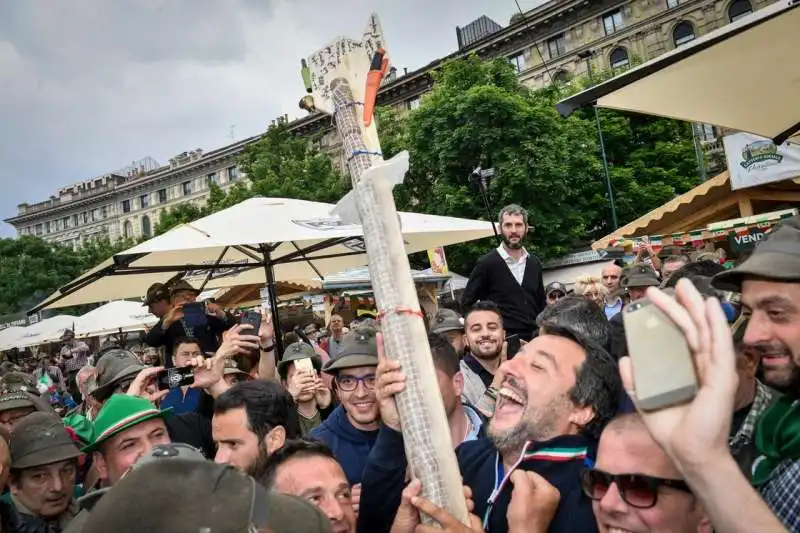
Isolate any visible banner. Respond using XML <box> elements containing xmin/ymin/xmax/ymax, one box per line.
<box><xmin>724</xmin><ymin>133</ymin><xmax>800</xmax><ymax>190</ymax></box>
<box><xmin>427</xmin><ymin>247</ymin><xmax>449</xmax><ymax>274</ymax></box>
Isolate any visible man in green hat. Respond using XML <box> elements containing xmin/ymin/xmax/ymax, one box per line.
<box><xmin>278</xmin><ymin>342</ymin><xmax>333</xmax><ymax>436</ymax></box>
<box><xmin>429</xmin><ymin>308</ymin><xmax>465</xmax><ymax>356</ymax></box>
<box><xmin>6</xmin><ymin>412</ymin><xmax>82</xmax><ymax>531</ymax></box>
<box><xmin>712</xmin><ymin>216</ymin><xmax>800</xmax><ymax>528</ymax></box>
<box><xmin>311</xmin><ymin>326</ymin><xmax>380</xmax><ymax>488</ymax></box>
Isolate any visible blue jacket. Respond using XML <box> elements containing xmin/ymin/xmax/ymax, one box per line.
<box><xmin>459</xmin><ymin>435</ymin><xmax>597</xmax><ymax>533</ymax></box>
<box><xmin>311</xmin><ymin>405</ymin><xmax>378</xmax><ymax>486</ymax></box>
<box><xmin>357</xmin><ymin>404</ymin><xmax>486</xmax><ymax>533</ymax></box>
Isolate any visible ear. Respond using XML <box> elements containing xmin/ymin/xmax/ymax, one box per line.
<box><xmin>453</xmin><ymin>372</ymin><xmax>465</xmax><ymax>397</ymax></box>
<box><xmin>265</xmin><ymin>426</ymin><xmax>287</xmax><ymax>455</ymax></box>
<box><xmin>568</xmin><ymin>405</ymin><xmax>595</xmax><ymax>432</ymax></box>
<box><xmin>93</xmin><ymin>451</ymin><xmax>109</xmax><ymax>482</ymax></box>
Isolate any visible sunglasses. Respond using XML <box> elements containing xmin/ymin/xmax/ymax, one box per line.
<box><xmin>580</xmin><ymin>468</ymin><xmax>692</xmax><ymax>509</ymax></box>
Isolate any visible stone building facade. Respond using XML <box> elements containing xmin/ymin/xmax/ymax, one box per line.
<box><xmin>4</xmin><ymin>0</ymin><xmax>772</xmax><ymax>243</ymax></box>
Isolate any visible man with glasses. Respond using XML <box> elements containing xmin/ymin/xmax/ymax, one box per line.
<box><xmin>312</xmin><ymin>326</ymin><xmax>380</xmax><ymax>488</ymax></box>
<box><xmin>583</xmin><ymin>412</ymin><xmax>713</xmax><ymax>533</ymax></box>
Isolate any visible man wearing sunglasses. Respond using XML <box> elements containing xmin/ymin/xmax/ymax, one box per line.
<box><xmin>582</xmin><ymin>413</ymin><xmax>712</xmax><ymax>533</ymax></box>
<box><xmin>312</xmin><ymin>326</ymin><xmax>380</xmax><ymax>490</ymax></box>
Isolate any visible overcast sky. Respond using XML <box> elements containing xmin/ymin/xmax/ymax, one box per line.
<box><xmin>0</xmin><ymin>0</ymin><xmax>548</xmax><ymax>237</ymax></box>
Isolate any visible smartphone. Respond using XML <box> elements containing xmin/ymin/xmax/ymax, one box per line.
<box><xmin>156</xmin><ymin>367</ymin><xmax>195</xmax><ymax>390</ymax></box>
<box><xmin>506</xmin><ymin>334</ymin><xmax>521</xmax><ymax>359</ymax></box>
<box><xmin>239</xmin><ymin>310</ymin><xmax>262</xmax><ymax>334</ymax></box>
<box><xmin>623</xmin><ymin>297</ymin><xmax>697</xmax><ymax>411</ymax></box>
<box><xmin>294</xmin><ymin>357</ymin><xmax>315</xmax><ymax>373</ymax></box>
<box><xmin>182</xmin><ymin>302</ymin><xmax>208</xmax><ymax>329</ymax></box>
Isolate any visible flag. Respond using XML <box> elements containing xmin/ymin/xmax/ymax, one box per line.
<box><xmin>690</xmin><ymin>230</ymin><xmax>704</xmax><ymax>247</ymax></box>
<box><xmin>649</xmin><ymin>235</ymin><xmax>662</xmax><ymax>254</ymax></box>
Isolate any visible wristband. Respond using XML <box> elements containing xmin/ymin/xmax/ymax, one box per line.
<box><xmin>259</xmin><ymin>343</ymin><xmax>275</xmax><ymax>352</ymax></box>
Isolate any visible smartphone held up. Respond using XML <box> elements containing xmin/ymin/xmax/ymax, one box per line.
<box><xmin>156</xmin><ymin>367</ymin><xmax>195</xmax><ymax>391</ymax></box>
<box><xmin>623</xmin><ymin>295</ymin><xmax>698</xmax><ymax>411</ymax></box>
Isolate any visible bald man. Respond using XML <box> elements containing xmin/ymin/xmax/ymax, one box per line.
<box><xmin>601</xmin><ymin>263</ymin><xmax>623</xmax><ymax>319</ymax></box>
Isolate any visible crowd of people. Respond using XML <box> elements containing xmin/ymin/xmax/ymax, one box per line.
<box><xmin>0</xmin><ymin>203</ymin><xmax>796</xmax><ymax>532</ymax></box>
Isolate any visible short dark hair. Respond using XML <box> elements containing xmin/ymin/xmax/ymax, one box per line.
<box><xmin>173</xmin><ymin>337</ymin><xmax>202</xmax><ymax>352</ymax></box>
<box><xmin>214</xmin><ymin>381</ymin><xmax>301</xmax><ymax>441</ymax></box>
<box><xmin>540</xmin><ymin>325</ymin><xmax>621</xmax><ymax>439</ymax></box>
<box><xmin>258</xmin><ymin>438</ymin><xmax>335</xmax><ymax>489</ymax></box>
<box><xmin>664</xmin><ymin>260</ymin><xmax>725</xmax><ymax>288</ymax></box>
<box><xmin>537</xmin><ymin>296</ymin><xmax>610</xmax><ymax>351</ymax></box>
<box><xmin>466</xmin><ymin>300</ymin><xmax>503</xmax><ymax>327</ymax></box>
<box><xmin>663</xmin><ymin>255</ymin><xmax>690</xmax><ymax>265</ymax></box>
<box><xmin>428</xmin><ymin>333</ymin><xmax>460</xmax><ymax>377</ymax></box>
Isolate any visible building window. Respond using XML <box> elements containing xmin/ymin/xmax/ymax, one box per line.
<box><xmin>728</xmin><ymin>0</ymin><xmax>752</xmax><ymax>22</ymax></box>
<box><xmin>83</xmin><ymin>212</ymin><xmax>89</xmax><ymax>224</ymax></box>
<box><xmin>227</xmin><ymin>167</ymin><xmax>239</xmax><ymax>181</ymax></box>
<box><xmin>72</xmin><ymin>214</ymin><xmax>79</xmax><ymax>227</ymax></box>
<box><xmin>553</xmin><ymin>70</ymin><xmax>571</xmax><ymax>84</ymax></box>
<box><xmin>142</xmin><ymin>216</ymin><xmax>151</xmax><ymax>238</ymax></box>
<box><xmin>139</xmin><ymin>194</ymin><xmax>149</xmax><ymax>209</ymax></box>
<box><xmin>45</xmin><ymin>221</ymin><xmax>51</xmax><ymax>233</ymax></box>
<box><xmin>35</xmin><ymin>224</ymin><xmax>42</xmax><ymax>236</ymax></box>
<box><xmin>666</xmin><ymin>0</ymin><xmax>680</xmax><ymax>8</ymax></box>
<box><xmin>673</xmin><ymin>22</ymin><xmax>696</xmax><ymax>47</ymax></box>
<box><xmin>408</xmin><ymin>97</ymin><xmax>421</xmax><ymax>110</ymax></box>
<box><xmin>101</xmin><ymin>206</ymin><xmax>107</xmax><ymax>219</ymax></box>
<box><xmin>182</xmin><ymin>181</ymin><xmax>193</xmax><ymax>196</ymax></box>
<box><xmin>547</xmin><ymin>34</ymin><xmax>566</xmax><ymax>59</ymax></box>
<box><xmin>603</xmin><ymin>9</ymin><xmax>624</xmax><ymax>35</ymax></box>
<box><xmin>610</xmin><ymin>47</ymin><xmax>630</xmax><ymax>69</ymax></box>
<box><xmin>123</xmin><ymin>220</ymin><xmax>133</xmax><ymax>239</ymax></box>
<box><xmin>206</xmin><ymin>172</ymin><xmax>219</xmax><ymax>187</ymax></box>
<box><xmin>157</xmin><ymin>188</ymin><xmax>168</xmax><ymax>204</ymax></box>
<box><xmin>62</xmin><ymin>217</ymin><xmax>70</xmax><ymax>229</ymax></box>
<box><xmin>509</xmin><ymin>53</ymin><xmax>526</xmax><ymax>73</ymax></box>
<box><xmin>122</xmin><ymin>199</ymin><xmax>131</xmax><ymax>213</ymax></box>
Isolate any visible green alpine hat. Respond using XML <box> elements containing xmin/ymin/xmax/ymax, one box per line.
<box><xmin>430</xmin><ymin>309</ymin><xmax>464</xmax><ymax>335</ymax></box>
<box><xmin>82</xmin><ymin>395</ymin><xmax>171</xmax><ymax>453</ymax></box>
<box><xmin>621</xmin><ymin>264</ymin><xmax>661</xmax><ymax>289</ymax></box>
<box><xmin>277</xmin><ymin>342</ymin><xmax>322</xmax><ymax>376</ymax></box>
<box><xmin>323</xmin><ymin>326</ymin><xmax>379</xmax><ymax>374</ymax></box>
<box><xmin>63</xmin><ymin>413</ymin><xmax>95</xmax><ymax>447</ymax></box>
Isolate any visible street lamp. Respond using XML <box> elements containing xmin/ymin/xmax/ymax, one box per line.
<box><xmin>577</xmin><ymin>50</ymin><xmax>619</xmax><ymax>230</ymax></box>
<box><xmin>470</xmin><ymin>166</ymin><xmax>499</xmax><ymax>237</ymax></box>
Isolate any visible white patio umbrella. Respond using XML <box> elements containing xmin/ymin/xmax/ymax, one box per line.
<box><xmin>30</xmin><ymin>197</ymin><xmax>495</xmax><ymax>346</ymax></box>
<box><xmin>74</xmin><ymin>300</ymin><xmax>158</xmax><ymax>338</ymax></box>
<box><xmin>556</xmin><ymin>0</ymin><xmax>800</xmax><ymax>145</ymax></box>
<box><xmin>11</xmin><ymin>315</ymin><xmax>77</xmax><ymax>350</ymax></box>
<box><xmin>0</xmin><ymin>327</ymin><xmax>25</xmax><ymax>352</ymax></box>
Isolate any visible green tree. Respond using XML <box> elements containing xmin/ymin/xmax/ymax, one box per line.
<box><xmin>153</xmin><ymin>201</ymin><xmax>206</xmax><ymax>236</ymax></box>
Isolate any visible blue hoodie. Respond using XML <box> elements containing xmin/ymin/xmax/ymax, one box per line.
<box><xmin>459</xmin><ymin>435</ymin><xmax>597</xmax><ymax>533</ymax></box>
<box><xmin>311</xmin><ymin>405</ymin><xmax>378</xmax><ymax>485</ymax></box>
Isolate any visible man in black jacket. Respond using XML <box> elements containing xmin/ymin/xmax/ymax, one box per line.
<box><xmin>462</xmin><ymin>204</ymin><xmax>545</xmax><ymax>341</ymax></box>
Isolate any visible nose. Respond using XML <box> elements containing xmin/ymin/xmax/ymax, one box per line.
<box><xmin>598</xmin><ymin>481</ymin><xmax>628</xmax><ymax>515</ymax></box>
<box><xmin>320</xmin><ymin>494</ymin><xmax>345</xmax><ymax>522</ymax></box>
<box><xmin>214</xmin><ymin>448</ymin><xmax>231</xmax><ymax>465</ymax></box>
<box><xmin>743</xmin><ymin>313</ymin><xmax>773</xmax><ymax>347</ymax></box>
<box><xmin>50</xmin><ymin>475</ymin><xmax>64</xmax><ymax>493</ymax></box>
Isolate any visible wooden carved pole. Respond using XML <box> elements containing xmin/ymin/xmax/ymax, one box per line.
<box><xmin>303</xmin><ymin>14</ymin><xmax>469</xmax><ymax>525</ymax></box>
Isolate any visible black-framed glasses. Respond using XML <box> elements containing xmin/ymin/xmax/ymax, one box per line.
<box><xmin>335</xmin><ymin>374</ymin><xmax>376</xmax><ymax>392</ymax></box>
<box><xmin>580</xmin><ymin>467</ymin><xmax>692</xmax><ymax>509</ymax></box>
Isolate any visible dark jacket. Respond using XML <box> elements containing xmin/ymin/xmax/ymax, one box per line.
<box><xmin>461</xmin><ymin>249</ymin><xmax>545</xmax><ymax>337</ymax></box>
<box><xmin>357</xmin><ymin>406</ymin><xmax>487</xmax><ymax>533</ymax></box>
<box><xmin>144</xmin><ymin>313</ymin><xmax>235</xmax><ymax>368</ymax></box>
<box><xmin>0</xmin><ymin>498</ymin><xmax>78</xmax><ymax>533</ymax></box>
<box><xmin>310</xmin><ymin>406</ymin><xmax>378</xmax><ymax>486</ymax></box>
<box><xmin>458</xmin><ymin>435</ymin><xmax>597</xmax><ymax>533</ymax></box>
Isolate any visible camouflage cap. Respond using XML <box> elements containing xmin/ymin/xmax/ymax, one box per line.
<box><xmin>430</xmin><ymin>309</ymin><xmax>464</xmax><ymax>335</ymax></box>
<box><xmin>621</xmin><ymin>264</ymin><xmax>661</xmax><ymax>289</ymax></box>
<box><xmin>323</xmin><ymin>326</ymin><xmax>379</xmax><ymax>374</ymax></box>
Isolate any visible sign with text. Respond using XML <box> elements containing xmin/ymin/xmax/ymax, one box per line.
<box><xmin>728</xmin><ymin>228</ymin><xmax>767</xmax><ymax>252</ymax></box>
<box><xmin>724</xmin><ymin>133</ymin><xmax>800</xmax><ymax>190</ymax></box>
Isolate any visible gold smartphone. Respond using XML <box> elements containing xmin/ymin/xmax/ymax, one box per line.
<box><xmin>294</xmin><ymin>357</ymin><xmax>314</xmax><ymax>373</ymax></box>
<box><xmin>623</xmin><ymin>297</ymin><xmax>698</xmax><ymax>411</ymax></box>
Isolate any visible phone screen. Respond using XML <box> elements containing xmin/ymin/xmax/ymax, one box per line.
<box><xmin>182</xmin><ymin>302</ymin><xmax>208</xmax><ymax>329</ymax></box>
<box><xmin>506</xmin><ymin>334</ymin><xmax>521</xmax><ymax>359</ymax></box>
<box><xmin>157</xmin><ymin>367</ymin><xmax>195</xmax><ymax>390</ymax></box>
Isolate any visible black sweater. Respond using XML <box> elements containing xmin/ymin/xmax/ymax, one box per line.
<box><xmin>461</xmin><ymin>249</ymin><xmax>545</xmax><ymax>335</ymax></box>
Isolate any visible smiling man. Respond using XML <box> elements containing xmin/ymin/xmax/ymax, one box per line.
<box><xmin>461</xmin><ymin>204</ymin><xmax>545</xmax><ymax>341</ymax></box>
<box><xmin>460</xmin><ymin>301</ymin><xmax>506</xmax><ymax>406</ymax></box>
<box><xmin>459</xmin><ymin>326</ymin><xmax>621</xmax><ymax>533</ymax></box>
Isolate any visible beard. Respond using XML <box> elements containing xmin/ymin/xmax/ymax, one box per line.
<box><xmin>489</xmin><ymin>391</ymin><xmax>574</xmax><ymax>457</ymax></box>
<box><xmin>502</xmin><ymin>233</ymin><xmax>524</xmax><ymax>250</ymax></box>
<box><xmin>247</xmin><ymin>440</ymin><xmax>272</xmax><ymax>482</ymax></box>
<box><xmin>753</xmin><ymin>342</ymin><xmax>800</xmax><ymax>396</ymax></box>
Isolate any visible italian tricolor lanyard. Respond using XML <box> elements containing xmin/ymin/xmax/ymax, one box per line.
<box><xmin>482</xmin><ymin>441</ymin><xmax>589</xmax><ymax>528</ymax></box>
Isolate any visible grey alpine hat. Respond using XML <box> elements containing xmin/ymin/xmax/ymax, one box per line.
<box><xmin>323</xmin><ymin>326</ymin><xmax>379</xmax><ymax>374</ymax></box>
<box><xmin>621</xmin><ymin>264</ymin><xmax>661</xmax><ymax>288</ymax></box>
<box><xmin>92</xmin><ymin>349</ymin><xmax>147</xmax><ymax>402</ymax></box>
<box><xmin>11</xmin><ymin>412</ymin><xmax>82</xmax><ymax>469</ymax></box>
<box><xmin>714</xmin><ymin>216</ymin><xmax>800</xmax><ymax>292</ymax></box>
<box><xmin>277</xmin><ymin>342</ymin><xmax>322</xmax><ymax>375</ymax></box>
<box><xmin>430</xmin><ymin>309</ymin><xmax>464</xmax><ymax>335</ymax></box>
<box><xmin>0</xmin><ymin>391</ymin><xmax>38</xmax><ymax>414</ymax></box>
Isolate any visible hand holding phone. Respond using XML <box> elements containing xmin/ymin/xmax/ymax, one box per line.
<box><xmin>182</xmin><ymin>302</ymin><xmax>208</xmax><ymax>329</ymax></box>
<box><xmin>239</xmin><ymin>310</ymin><xmax>262</xmax><ymax>335</ymax></box>
<box><xmin>156</xmin><ymin>367</ymin><xmax>195</xmax><ymax>391</ymax></box>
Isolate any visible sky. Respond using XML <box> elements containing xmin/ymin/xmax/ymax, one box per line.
<box><xmin>0</xmin><ymin>0</ymin><xmax>548</xmax><ymax>237</ymax></box>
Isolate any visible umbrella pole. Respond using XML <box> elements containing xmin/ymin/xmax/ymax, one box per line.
<box><xmin>260</xmin><ymin>246</ymin><xmax>284</xmax><ymax>358</ymax></box>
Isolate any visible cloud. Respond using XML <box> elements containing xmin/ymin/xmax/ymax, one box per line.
<box><xmin>0</xmin><ymin>0</ymin><xmax>541</xmax><ymax>237</ymax></box>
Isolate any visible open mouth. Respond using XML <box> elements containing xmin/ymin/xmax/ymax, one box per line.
<box><xmin>496</xmin><ymin>383</ymin><xmax>525</xmax><ymax>415</ymax></box>
<box><xmin>761</xmin><ymin>353</ymin><xmax>791</xmax><ymax>367</ymax></box>
<box><xmin>352</xmin><ymin>401</ymin><xmax>375</xmax><ymax>413</ymax></box>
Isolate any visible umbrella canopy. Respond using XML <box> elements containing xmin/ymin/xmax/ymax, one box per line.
<box><xmin>0</xmin><ymin>327</ymin><xmax>25</xmax><ymax>351</ymax></box>
<box><xmin>31</xmin><ymin>197</ymin><xmax>495</xmax><ymax>311</ymax></box>
<box><xmin>74</xmin><ymin>300</ymin><xmax>158</xmax><ymax>338</ymax></box>
<box><xmin>6</xmin><ymin>315</ymin><xmax>77</xmax><ymax>350</ymax></box>
<box><xmin>556</xmin><ymin>0</ymin><xmax>800</xmax><ymax>145</ymax></box>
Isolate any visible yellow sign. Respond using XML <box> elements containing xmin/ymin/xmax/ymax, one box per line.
<box><xmin>427</xmin><ymin>247</ymin><xmax>449</xmax><ymax>274</ymax></box>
